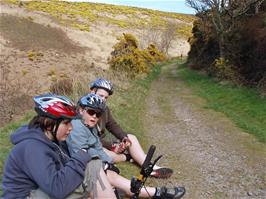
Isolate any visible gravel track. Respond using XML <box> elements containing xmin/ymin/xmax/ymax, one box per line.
<box><xmin>144</xmin><ymin>63</ymin><xmax>266</xmax><ymax>199</ymax></box>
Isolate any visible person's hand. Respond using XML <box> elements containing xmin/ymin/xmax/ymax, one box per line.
<box><xmin>122</xmin><ymin>137</ymin><xmax>132</xmax><ymax>148</ymax></box>
<box><xmin>111</xmin><ymin>142</ymin><xmax>126</xmax><ymax>153</ymax></box>
<box><xmin>111</xmin><ymin>137</ymin><xmax>132</xmax><ymax>154</ymax></box>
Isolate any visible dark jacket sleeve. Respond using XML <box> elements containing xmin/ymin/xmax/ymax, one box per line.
<box><xmin>100</xmin><ymin>138</ymin><xmax>113</xmax><ymax>150</ymax></box>
<box><xmin>24</xmin><ymin>140</ymin><xmax>91</xmax><ymax>199</ymax></box>
<box><xmin>98</xmin><ymin>106</ymin><xmax>128</xmax><ymax>150</ymax></box>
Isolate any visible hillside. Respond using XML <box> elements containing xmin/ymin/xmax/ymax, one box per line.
<box><xmin>0</xmin><ymin>0</ymin><xmax>195</xmax><ymax>127</ymax></box>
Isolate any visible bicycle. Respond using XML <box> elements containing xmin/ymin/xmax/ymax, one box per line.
<box><xmin>130</xmin><ymin>145</ymin><xmax>161</xmax><ymax>199</ymax></box>
<box><xmin>114</xmin><ymin>145</ymin><xmax>185</xmax><ymax>199</ymax></box>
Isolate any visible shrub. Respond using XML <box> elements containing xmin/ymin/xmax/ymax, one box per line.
<box><xmin>139</xmin><ymin>21</ymin><xmax>185</xmax><ymax>55</ymax></box>
<box><xmin>49</xmin><ymin>78</ymin><xmax>73</xmax><ymax>95</ymax></box>
<box><xmin>0</xmin><ymin>63</ymin><xmax>38</xmax><ymax>127</ymax></box>
<box><xmin>145</xmin><ymin>44</ymin><xmax>166</xmax><ymax>62</ymax></box>
<box><xmin>27</xmin><ymin>50</ymin><xmax>43</xmax><ymax>61</ymax></box>
<box><xmin>108</xmin><ymin>33</ymin><xmax>166</xmax><ymax>77</ymax></box>
<box><xmin>258</xmin><ymin>76</ymin><xmax>266</xmax><ymax>97</ymax></box>
<box><xmin>21</xmin><ymin>69</ymin><xmax>28</xmax><ymax>76</ymax></box>
<box><xmin>47</xmin><ymin>67</ymin><xmax>56</xmax><ymax>77</ymax></box>
<box><xmin>187</xmin><ymin>8</ymin><xmax>265</xmax><ymax>88</ymax></box>
<box><xmin>211</xmin><ymin>58</ymin><xmax>240</xmax><ymax>82</ymax></box>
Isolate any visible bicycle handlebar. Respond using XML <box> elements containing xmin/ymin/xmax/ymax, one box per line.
<box><xmin>140</xmin><ymin>145</ymin><xmax>156</xmax><ymax>176</ymax></box>
<box><xmin>130</xmin><ymin>145</ymin><xmax>162</xmax><ymax>199</ymax></box>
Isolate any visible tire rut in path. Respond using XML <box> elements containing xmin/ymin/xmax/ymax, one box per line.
<box><xmin>144</xmin><ymin>63</ymin><xmax>266</xmax><ymax>199</ymax></box>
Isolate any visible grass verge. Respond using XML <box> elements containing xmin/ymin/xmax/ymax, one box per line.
<box><xmin>177</xmin><ymin>64</ymin><xmax>266</xmax><ymax>143</ymax></box>
<box><xmin>0</xmin><ymin>111</ymin><xmax>34</xmax><ymax>193</ymax></box>
<box><xmin>107</xmin><ymin>64</ymin><xmax>162</xmax><ymax>178</ymax></box>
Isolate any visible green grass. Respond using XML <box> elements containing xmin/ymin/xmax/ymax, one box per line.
<box><xmin>107</xmin><ymin>64</ymin><xmax>162</xmax><ymax>178</ymax></box>
<box><xmin>0</xmin><ymin>111</ymin><xmax>34</xmax><ymax>194</ymax></box>
<box><xmin>177</xmin><ymin>64</ymin><xmax>266</xmax><ymax>143</ymax></box>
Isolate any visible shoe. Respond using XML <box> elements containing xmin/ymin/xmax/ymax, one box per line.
<box><xmin>151</xmin><ymin>168</ymin><xmax>173</xmax><ymax>178</ymax></box>
<box><xmin>124</xmin><ymin>153</ymin><xmax>134</xmax><ymax>162</ymax></box>
<box><xmin>153</xmin><ymin>186</ymin><xmax>186</xmax><ymax>199</ymax></box>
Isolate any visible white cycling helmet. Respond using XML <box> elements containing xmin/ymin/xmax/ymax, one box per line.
<box><xmin>89</xmin><ymin>78</ymin><xmax>113</xmax><ymax>95</ymax></box>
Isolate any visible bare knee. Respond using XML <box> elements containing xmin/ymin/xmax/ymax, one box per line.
<box><xmin>127</xmin><ymin>134</ymin><xmax>138</xmax><ymax>143</ymax></box>
<box><xmin>106</xmin><ymin>170</ymin><xmax>119</xmax><ymax>185</ymax></box>
<box><xmin>96</xmin><ymin>169</ymin><xmax>116</xmax><ymax>198</ymax></box>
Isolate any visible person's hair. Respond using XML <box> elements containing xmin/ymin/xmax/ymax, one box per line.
<box><xmin>29</xmin><ymin>115</ymin><xmax>57</xmax><ymax>132</ymax></box>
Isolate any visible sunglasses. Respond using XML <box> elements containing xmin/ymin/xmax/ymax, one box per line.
<box><xmin>86</xmin><ymin>109</ymin><xmax>102</xmax><ymax>118</ymax></box>
<box><xmin>62</xmin><ymin>119</ymin><xmax>72</xmax><ymax>124</ymax></box>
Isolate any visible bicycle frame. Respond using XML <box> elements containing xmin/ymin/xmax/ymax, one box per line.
<box><xmin>130</xmin><ymin>145</ymin><xmax>162</xmax><ymax>199</ymax></box>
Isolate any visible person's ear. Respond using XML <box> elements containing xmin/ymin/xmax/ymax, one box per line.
<box><xmin>79</xmin><ymin>108</ymin><xmax>84</xmax><ymax>115</ymax></box>
<box><xmin>91</xmin><ymin>88</ymin><xmax>96</xmax><ymax>94</ymax></box>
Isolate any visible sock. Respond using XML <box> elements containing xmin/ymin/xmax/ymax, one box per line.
<box><xmin>154</xmin><ymin>187</ymin><xmax>161</xmax><ymax>197</ymax></box>
<box><xmin>124</xmin><ymin>153</ymin><xmax>132</xmax><ymax>161</ymax></box>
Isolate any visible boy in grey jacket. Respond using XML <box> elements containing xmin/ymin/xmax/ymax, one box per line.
<box><xmin>67</xmin><ymin>93</ymin><xmax>185</xmax><ymax>199</ymax></box>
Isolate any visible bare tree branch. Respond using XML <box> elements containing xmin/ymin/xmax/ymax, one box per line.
<box><xmin>186</xmin><ymin>0</ymin><xmax>264</xmax><ymax>58</ymax></box>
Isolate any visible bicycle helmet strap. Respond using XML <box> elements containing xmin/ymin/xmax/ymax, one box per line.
<box><xmin>52</xmin><ymin>119</ymin><xmax>63</xmax><ymax>143</ymax></box>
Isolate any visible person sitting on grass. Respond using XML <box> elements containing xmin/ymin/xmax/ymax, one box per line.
<box><xmin>2</xmin><ymin>93</ymin><xmax>116</xmax><ymax>199</ymax></box>
<box><xmin>89</xmin><ymin>78</ymin><xmax>173</xmax><ymax>178</ymax></box>
<box><xmin>66</xmin><ymin>93</ymin><xmax>186</xmax><ymax>199</ymax></box>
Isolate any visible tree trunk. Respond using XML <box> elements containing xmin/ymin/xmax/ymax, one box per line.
<box><xmin>219</xmin><ymin>32</ymin><xmax>225</xmax><ymax>59</ymax></box>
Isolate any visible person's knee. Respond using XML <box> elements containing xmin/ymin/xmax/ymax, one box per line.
<box><xmin>106</xmin><ymin>170</ymin><xmax>119</xmax><ymax>184</ymax></box>
<box><xmin>98</xmin><ymin>169</ymin><xmax>117</xmax><ymax>198</ymax></box>
<box><xmin>127</xmin><ymin>134</ymin><xmax>138</xmax><ymax>143</ymax></box>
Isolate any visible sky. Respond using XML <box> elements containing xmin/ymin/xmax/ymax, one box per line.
<box><xmin>66</xmin><ymin>0</ymin><xmax>195</xmax><ymax>14</ymax></box>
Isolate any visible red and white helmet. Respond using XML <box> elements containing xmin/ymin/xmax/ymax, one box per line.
<box><xmin>33</xmin><ymin>94</ymin><xmax>79</xmax><ymax>120</ymax></box>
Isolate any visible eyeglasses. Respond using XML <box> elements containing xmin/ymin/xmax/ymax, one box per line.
<box><xmin>62</xmin><ymin>119</ymin><xmax>72</xmax><ymax>124</ymax></box>
<box><xmin>86</xmin><ymin>109</ymin><xmax>102</xmax><ymax>118</ymax></box>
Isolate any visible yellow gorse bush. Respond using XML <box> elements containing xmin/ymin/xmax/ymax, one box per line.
<box><xmin>212</xmin><ymin>58</ymin><xmax>240</xmax><ymax>83</ymax></box>
<box><xmin>4</xmin><ymin>0</ymin><xmax>195</xmax><ymax>36</ymax></box>
<box><xmin>27</xmin><ymin>50</ymin><xmax>43</xmax><ymax>61</ymax></box>
<box><xmin>108</xmin><ymin>33</ymin><xmax>166</xmax><ymax>77</ymax></box>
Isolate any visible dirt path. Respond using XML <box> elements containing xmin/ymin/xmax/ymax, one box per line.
<box><xmin>144</xmin><ymin>62</ymin><xmax>266</xmax><ymax>199</ymax></box>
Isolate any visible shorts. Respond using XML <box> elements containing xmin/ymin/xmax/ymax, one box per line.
<box><xmin>27</xmin><ymin>159</ymin><xmax>104</xmax><ymax>199</ymax></box>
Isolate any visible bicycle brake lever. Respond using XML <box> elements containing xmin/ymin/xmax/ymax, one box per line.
<box><xmin>142</xmin><ymin>155</ymin><xmax>163</xmax><ymax>177</ymax></box>
<box><xmin>152</xmin><ymin>155</ymin><xmax>163</xmax><ymax>168</ymax></box>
